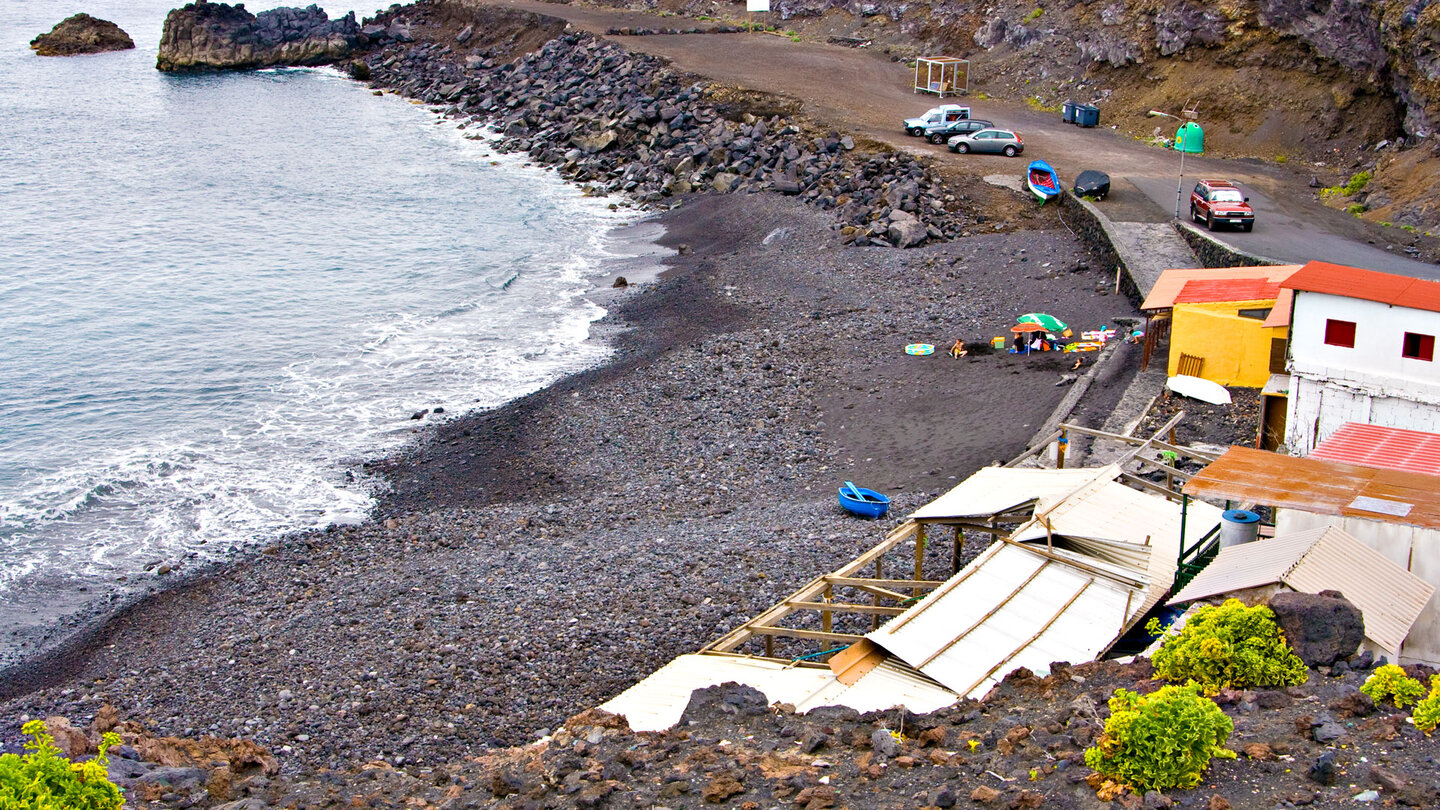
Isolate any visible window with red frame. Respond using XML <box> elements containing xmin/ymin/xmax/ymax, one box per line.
<box><xmin>1403</xmin><ymin>332</ymin><xmax>1435</xmax><ymax>361</ymax></box>
<box><xmin>1324</xmin><ymin>319</ymin><xmax>1356</xmax><ymax>348</ymax></box>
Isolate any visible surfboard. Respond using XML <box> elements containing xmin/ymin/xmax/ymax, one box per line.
<box><xmin>1166</xmin><ymin>374</ymin><xmax>1232</xmax><ymax>405</ymax></box>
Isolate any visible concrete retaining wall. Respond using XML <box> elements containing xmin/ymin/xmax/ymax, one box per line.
<box><xmin>1175</xmin><ymin>222</ymin><xmax>1285</xmax><ymax>268</ymax></box>
<box><xmin>1058</xmin><ymin>191</ymin><xmax>1137</xmax><ymax>304</ymax></box>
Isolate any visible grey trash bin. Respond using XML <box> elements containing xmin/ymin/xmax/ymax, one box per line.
<box><xmin>1077</xmin><ymin>104</ymin><xmax>1100</xmax><ymax>128</ymax></box>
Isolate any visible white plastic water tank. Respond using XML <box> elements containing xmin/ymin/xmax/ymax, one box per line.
<box><xmin>1219</xmin><ymin>509</ymin><xmax>1261</xmax><ymax>548</ymax></box>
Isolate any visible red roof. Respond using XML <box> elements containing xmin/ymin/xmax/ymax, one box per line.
<box><xmin>1282</xmin><ymin>261</ymin><xmax>1440</xmax><ymax>314</ymax></box>
<box><xmin>1173</xmin><ymin>278</ymin><xmax>1283</xmax><ymax>304</ymax></box>
<box><xmin>1311</xmin><ymin>422</ymin><xmax>1440</xmax><ymax>477</ymax></box>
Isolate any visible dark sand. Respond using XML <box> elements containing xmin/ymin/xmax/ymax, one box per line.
<box><xmin>0</xmin><ymin>192</ymin><xmax>1138</xmax><ymax>769</ymax></box>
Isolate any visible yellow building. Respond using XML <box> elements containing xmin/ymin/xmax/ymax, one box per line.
<box><xmin>1142</xmin><ymin>267</ymin><xmax>1301</xmax><ymax>388</ymax></box>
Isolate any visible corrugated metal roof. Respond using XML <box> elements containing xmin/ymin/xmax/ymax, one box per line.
<box><xmin>1011</xmin><ymin>477</ymin><xmax>1223</xmax><ymax>632</ymax></box>
<box><xmin>1169</xmin><ymin>528</ymin><xmax>1328</xmax><ymax>603</ymax></box>
<box><xmin>1282</xmin><ymin>261</ymin><xmax>1440</xmax><ymax>314</ymax></box>
<box><xmin>1311</xmin><ymin>423</ymin><xmax>1440</xmax><ymax>477</ymax></box>
<box><xmin>1284</xmin><ymin>527</ymin><xmax>1435</xmax><ymax>655</ymax></box>
<box><xmin>868</xmin><ymin>541</ymin><xmax>1133</xmax><ymax>699</ymax></box>
<box><xmin>1141</xmin><ymin>266</ymin><xmax>1302</xmax><ymax>311</ymax></box>
<box><xmin>907</xmin><ymin>465</ymin><xmax>1119</xmax><ymax>521</ymax></box>
<box><xmin>1173</xmin><ymin>278</ymin><xmax>1283</xmax><ymax>304</ymax></box>
<box><xmin>1185</xmin><ymin>446</ymin><xmax>1440</xmax><ymax>531</ymax></box>
<box><xmin>1168</xmin><ymin>526</ymin><xmax>1434</xmax><ymax>656</ymax></box>
<box><xmin>596</xmin><ymin>653</ymin><xmax>958</xmax><ymax>732</ymax></box>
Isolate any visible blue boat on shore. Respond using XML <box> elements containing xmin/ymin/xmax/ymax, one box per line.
<box><xmin>838</xmin><ymin>481</ymin><xmax>891</xmax><ymax>518</ymax></box>
<box><xmin>1026</xmin><ymin>159</ymin><xmax>1060</xmax><ymax>203</ymax></box>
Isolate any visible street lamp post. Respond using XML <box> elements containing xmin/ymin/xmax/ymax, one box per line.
<box><xmin>1148</xmin><ymin>110</ymin><xmax>1203</xmax><ymax>219</ymax></box>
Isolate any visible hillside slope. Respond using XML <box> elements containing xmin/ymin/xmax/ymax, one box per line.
<box><xmin>587</xmin><ymin>0</ymin><xmax>1440</xmax><ymax>232</ymax></box>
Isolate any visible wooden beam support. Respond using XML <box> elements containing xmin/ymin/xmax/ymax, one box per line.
<box><xmin>747</xmin><ymin>626</ymin><xmax>865</xmax><ymax>644</ymax></box>
<box><xmin>786</xmin><ymin>600</ymin><xmax>908</xmax><ymax>615</ymax></box>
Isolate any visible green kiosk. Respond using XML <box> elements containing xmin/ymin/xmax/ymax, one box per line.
<box><xmin>1173</xmin><ymin>121</ymin><xmax>1204</xmax><ymax>218</ymax></box>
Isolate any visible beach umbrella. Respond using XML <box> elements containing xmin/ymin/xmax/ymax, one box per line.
<box><xmin>1017</xmin><ymin>313</ymin><xmax>1067</xmax><ymax>332</ymax></box>
<box><xmin>1010</xmin><ymin>323</ymin><xmax>1046</xmax><ymax>334</ymax></box>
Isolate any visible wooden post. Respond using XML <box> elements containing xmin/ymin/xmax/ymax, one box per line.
<box><xmin>821</xmin><ymin>584</ymin><xmax>833</xmax><ymax>652</ymax></box>
<box><xmin>765</xmin><ymin>635</ymin><xmax>774</xmax><ymax>658</ymax></box>
<box><xmin>913</xmin><ymin>523</ymin><xmax>927</xmax><ymax>595</ymax></box>
<box><xmin>1115</xmin><ymin>265</ymin><xmax>1123</xmax><ymax>296</ymax></box>
<box><xmin>952</xmin><ymin>525</ymin><xmax>964</xmax><ymax>574</ymax></box>
<box><xmin>873</xmin><ymin>558</ymin><xmax>883</xmax><ymax>630</ymax></box>
<box><xmin>1056</xmin><ymin>428</ymin><xmax>1068</xmax><ymax>469</ymax></box>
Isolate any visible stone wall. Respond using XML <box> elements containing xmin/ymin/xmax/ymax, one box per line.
<box><xmin>1175</xmin><ymin>222</ymin><xmax>1285</xmax><ymax>268</ymax></box>
<box><xmin>1057</xmin><ymin>191</ymin><xmax>1136</xmax><ymax>304</ymax></box>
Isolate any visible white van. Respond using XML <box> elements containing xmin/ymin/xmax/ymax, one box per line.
<box><xmin>903</xmin><ymin>104</ymin><xmax>971</xmax><ymax>136</ymax></box>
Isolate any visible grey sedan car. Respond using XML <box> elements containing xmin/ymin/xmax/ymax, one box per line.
<box><xmin>948</xmin><ymin>128</ymin><xmax>1025</xmax><ymax>156</ymax></box>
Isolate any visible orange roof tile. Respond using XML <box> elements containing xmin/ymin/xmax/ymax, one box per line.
<box><xmin>1311</xmin><ymin>423</ymin><xmax>1440</xmax><ymax>477</ymax></box>
<box><xmin>1142</xmin><ymin>266</ymin><xmax>1302</xmax><ymax>311</ymax></box>
<box><xmin>1173</xmin><ymin>278</ymin><xmax>1283</xmax><ymax>304</ymax></box>
<box><xmin>1282</xmin><ymin>261</ymin><xmax>1440</xmax><ymax>314</ymax></box>
<box><xmin>1262</xmin><ymin>289</ymin><xmax>1294</xmax><ymax>328</ymax></box>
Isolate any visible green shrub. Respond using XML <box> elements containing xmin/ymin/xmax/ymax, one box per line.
<box><xmin>1402</xmin><ymin>224</ymin><xmax>1417</xmax><ymax>232</ymax></box>
<box><xmin>1361</xmin><ymin>664</ymin><xmax>1426</xmax><ymax>708</ymax></box>
<box><xmin>1274</xmin><ymin>155</ymin><xmax>1287</xmax><ymax>164</ymax></box>
<box><xmin>1347</xmin><ymin>203</ymin><xmax>1367</xmax><ymax>214</ymax></box>
<box><xmin>1022</xmin><ymin>7</ymin><xmax>1044</xmax><ymax>23</ymax></box>
<box><xmin>0</xmin><ymin>720</ymin><xmax>124</xmax><ymax>810</ymax></box>
<box><xmin>1342</xmin><ymin>170</ymin><xmax>1372</xmax><ymax>195</ymax></box>
<box><xmin>1412</xmin><ymin>675</ymin><xmax>1440</xmax><ymax>733</ymax></box>
<box><xmin>1147</xmin><ymin>599</ymin><xmax>1308</xmax><ymax>693</ymax></box>
<box><xmin>1084</xmin><ymin>684</ymin><xmax>1236</xmax><ymax>792</ymax></box>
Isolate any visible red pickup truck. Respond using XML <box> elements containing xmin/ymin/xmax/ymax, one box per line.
<box><xmin>1190</xmin><ymin>179</ymin><xmax>1255</xmax><ymax>232</ymax></box>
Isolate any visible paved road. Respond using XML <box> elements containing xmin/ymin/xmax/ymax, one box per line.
<box><xmin>484</xmin><ymin>0</ymin><xmax>1439</xmax><ymax>278</ymax></box>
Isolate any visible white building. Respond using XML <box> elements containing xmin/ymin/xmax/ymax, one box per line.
<box><xmin>1282</xmin><ymin>261</ymin><xmax>1440</xmax><ymax>455</ymax></box>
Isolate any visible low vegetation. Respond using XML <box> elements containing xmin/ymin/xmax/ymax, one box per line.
<box><xmin>1085</xmin><ymin>684</ymin><xmax>1236</xmax><ymax>793</ymax></box>
<box><xmin>1146</xmin><ymin>599</ymin><xmax>1308</xmax><ymax>693</ymax></box>
<box><xmin>1361</xmin><ymin>663</ymin><xmax>1427</xmax><ymax>708</ymax></box>
<box><xmin>0</xmin><ymin>720</ymin><xmax>125</xmax><ymax>810</ymax></box>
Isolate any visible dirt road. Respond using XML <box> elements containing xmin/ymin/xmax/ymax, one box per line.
<box><xmin>480</xmin><ymin>0</ymin><xmax>1438</xmax><ymax>277</ymax></box>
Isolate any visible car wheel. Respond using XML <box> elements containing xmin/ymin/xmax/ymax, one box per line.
<box><xmin>956</xmin><ymin>143</ymin><xmax>970</xmax><ymax>154</ymax></box>
<box><xmin>907</xmin><ymin>127</ymin><xmax>922</xmax><ymax>136</ymax></box>
<box><xmin>1190</xmin><ymin>205</ymin><xmax>1200</xmax><ymax>223</ymax></box>
<box><xmin>1206</xmin><ymin>212</ymin><xmax>1216</xmax><ymax>231</ymax></box>
<box><xmin>928</xmin><ymin>133</ymin><xmax>944</xmax><ymax>144</ymax></box>
<box><xmin>1003</xmin><ymin>145</ymin><xmax>1018</xmax><ymax>157</ymax></box>
<box><xmin>1242</xmin><ymin>222</ymin><xmax>1254</xmax><ymax>232</ymax></box>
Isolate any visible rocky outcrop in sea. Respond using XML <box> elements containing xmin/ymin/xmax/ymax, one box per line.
<box><xmin>359</xmin><ymin>5</ymin><xmax>974</xmax><ymax>248</ymax></box>
<box><xmin>30</xmin><ymin>13</ymin><xmax>135</xmax><ymax>56</ymax></box>
<box><xmin>156</xmin><ymin>0</ymin><xmax>362</xmax><ymax>71</ymax></box>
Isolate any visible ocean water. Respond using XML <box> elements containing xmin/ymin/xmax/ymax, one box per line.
<box><xmin>0</xmin><ymin>0</ymin><xmax>656</xmax><ymax>641</ymax></box>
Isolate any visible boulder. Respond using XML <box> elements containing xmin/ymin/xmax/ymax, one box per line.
<box><xmin>887</xmin><ymin>211</ymin><xmax>927</xmax><ymax>247</ymax></box>
<box><xmin>30</xmin><ymin>14</ymin><xmax>135</xmax><ymax>56</ymax></box>
<box><xmin>1268</xmin><ymin>590</ymin><xmax>1365</xmax><ymax>666</ymax></box>
<box><xmin>156</xmin><ymin>1</ymin><xmax>363</xmax><ymax>71</ymax></box>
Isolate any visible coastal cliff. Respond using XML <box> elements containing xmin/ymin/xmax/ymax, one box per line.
<box><xmin>156</xmin><ymin>0</ymin><xmax>362</xmax><ymax>71</ymax></box>
<box><xmin>30</xmin><ymin>13</ymin><xmax>135</xmax><ymax>56</ymax></box>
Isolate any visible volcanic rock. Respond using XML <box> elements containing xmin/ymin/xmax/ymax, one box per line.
<box><xmin>156</xmin><ymin>0</ymin><xmax>362</xmax><ymax>71</ymax></box>
<box><xmin>30</xmin><ymin>14</ymin><xmax>135</xmax><ymax>56</ymax></box>
<box><xmin>1268</xmin><ymin>590</ymin><xmax>1365</xmax><ymax>666</ymax></box>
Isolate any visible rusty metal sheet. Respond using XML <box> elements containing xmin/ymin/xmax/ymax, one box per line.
<box><xmin>1184</xmin><ymin>446</ymin><xmax>1440</xmax><ymax>531</ymax></box>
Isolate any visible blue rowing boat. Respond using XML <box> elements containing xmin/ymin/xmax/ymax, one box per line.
<box><xmin>838</xmin><ymin>481</ymin><xmax>891</xmax><ymax>518</ymax></box>
<box><xmin>1026</xmin><ymin>159</ymin><xmax>1060</xmax><ymax>203</ymax></box>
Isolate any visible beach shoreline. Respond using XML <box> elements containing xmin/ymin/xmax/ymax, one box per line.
<box><xmin>1</xmin><ymin>0</ymin><xmax>1138</xmax><ymax>771</ymax></box>
<box><xmin>0</xmin><ymin>187</ymin><xmax>1136</xmax><ymax>769</ymax></box>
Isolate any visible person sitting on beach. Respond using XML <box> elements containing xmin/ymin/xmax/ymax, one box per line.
<box><xmin>949</xmin><ymin>339</ymin><xmax>967</xmax><ymax>358</ymax></box>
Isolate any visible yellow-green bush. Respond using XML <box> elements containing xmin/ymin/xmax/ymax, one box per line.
<box><xmin>1361</xmin><ymin>663</ymin><xmax>1426</xmax><ymax>708</ymax></box>
<box><xmin>1147</xmin><ymin>599</ymin><xmax>1308</xmax><ymax>693</ymax></box>
<box><xmin>1084</xmin><ymin>684</ymin><xmax>1236</xmax><ymax>792</ymax></box>
<box><xmin>0</xmin><ymin>720</ymin><xmax>124</xmax><ymax>810</ymax></box>
<box><xmin>1411</xmin><ymin>675</ymin><xmax>1440</xmax><ymax>733</ymax></box>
